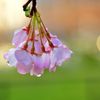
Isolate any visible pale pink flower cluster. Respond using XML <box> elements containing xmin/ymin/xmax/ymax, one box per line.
<box><xmin>4</xmin><ymin>15</ymin><xmax>72</xmax><ymax>77</ymax></box>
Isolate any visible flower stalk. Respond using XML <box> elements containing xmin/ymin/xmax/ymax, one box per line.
<box><xmin>30</xmin><ymin>13</ymin><xmax>36</xmax><ymax>54</ymax></box>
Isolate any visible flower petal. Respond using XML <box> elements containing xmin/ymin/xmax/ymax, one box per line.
<box><xmin>15</xmin><ymin>49</ymin><xmax>31</xmax><ymax>65</ymax></box>
<box><xmin>61</xmin><ymin>46</ymin><xmax>73</xmax><ymax>60</ymax></box>
<box><xmin>12</xmin><ymin>28</ymin><xmax>28</xmax><ymax>46</ymax></box>
<box><xmin>49</xmin><ymin>50</ymin><xmax>57</xmax><ymax>71</ymax></box>
<box><xmin>16</xmin><ymin>62</ymin><xmax>32</xmax><ymax>74</ymax></box>
<box><xmin>30</xmin><ymin>65</ymin><xmax>44</xmax><ymax>76</ymax></box>
<box><xmin>42</xmin><ymin>53</ymin><xmax>51</xmax><ymax>69</ymax></box>
<box><xmin>4</xmin><ymin>48</ymin><xmax>17</xmax><ymax>67</ymax></box>
<box><xmin>51</xmin><ymin>38</ymin><xmax>63</xmax><ymax>46</ymax></box>
<box><xmin>34</xmin><ymin>41</ymin><xmax>42</xmax><ymax>54</ymax></box>
<box><xmin>32</xmin><ymin>55</ymin><xmax>44</xmax><ymax>69</ymax></box>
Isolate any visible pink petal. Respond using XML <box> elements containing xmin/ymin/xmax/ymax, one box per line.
<box><xmin>49</xmin><ymin>50</ymin><xmax>57</xmax><ymax>70</ymax></box>
<box><xmin>15</xmin><ymin>49</ymin><xmax>31</xmax><ymax>65</ymax></box>
<box><xmin>49</xmin><ymin>65</ymin><xmax>56</xmax><ymax>73</ymax></box>
<box><xmin>32</xmin><ymin>55</ymin><xmax>44</xmax><ymax>69</ymax></box>
<box><xmin>16</xmin><ymin>62</ymin><xmax>32</xmax><ymax>74</ymax></box>
<box><xmin>4</xmin><ymin>49</ymin><xmax>17</xmax><ymax>67</ymax></box>
<box><xmin>42</xmin><ymin>53</ymin><xmax>51</xmax><ymax>69</ymax></box>
<box><xmin>51</xmin><ymin>38</ymin><xmax>63</xmax><ymax>46</ymax></box>
<box><xmin>34</xmin><ymin>41</ymin><xmax>42</xmax><ymax>54</ymax></box>
<box><xmin>53</xmin><ymin>47</ymin><xmax>65</xmax><ymax>65</ymax></box>
<box><xmin>27</xmin><ymin>41</ymin><xmax>33</xmax><ymax>52</ymax></box>
<box><xmin>4</xmin><ymin>53</ymin><xmax>9</xmax><ymax>59</ymax></box>
<box><xmin>49</xmin><ymin>33</ymin><xmax>57</xmax><ymax>38</ymax></box>
<box><xmin>44</xmin><ymin>38</ymin><xmax>63</xmax><ymax>51</ymax></box>
<box><xmin>17</xmin><ymin>41</ymin><xmax>26</xmax><ymax>48</ymax></box>
<box><xmin>17</xmin><ymin>41</ymin><xmax>32</xmax><ymax>52</ymax></box>
<box><xmin>30</xmin><ymin>65</ymin><xmax>44</xmax><ymax>76</ymax></box>
<box><xmin>61</xmin><ymin>47</ymin><xmax>73</xmax><ymax>60</ymax></box>
<box><xmin>44</xmin><ymin>41</ymin><xmax>51</xmax><ymax>51</ymax></box>
<box><xmin>51</xmin><ymin>46</ymin><xmax>72</xmax><ymax>66</ymax></box>
<box><xmin>12</xmin><ymin>28</ymin><xmax>28</xmax><ymax>46</ymax></box>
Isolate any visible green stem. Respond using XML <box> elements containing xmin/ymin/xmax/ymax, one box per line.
<box><xmin>30</xmin><ymin>12</ymin><xmax>36</xmax><ymax>54</ymax></box>
<box><xmin>36</xmin><ymin>14</ymin><xmax>45</xmax><ymax>52</ymax></box>
<box><xmin>23</xmin><ymin>17</ymin><xmax>33</xmax><ymax>50</ymax></box>
<box><xmin>40</xmin><ymin>23</ymin><xmax>54</xmax><ymax>48</ymax></box>
<box><xmin>39</xmin><ymin>17</ymin><xmax>50</xmax><ymax>37</ymax></box>
<box><xmin>26</xmin><ymin>17</ymin><xmax>32</xmax><ymax>35</ymax></box>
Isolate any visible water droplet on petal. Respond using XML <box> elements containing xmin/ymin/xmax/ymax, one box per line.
<box><xmin>7</xmin><ymin>61</ymin><xmax>10</xmax><ymax>66</ymax></box>
<box><xmin>37</xmin><ymin>74</ymin><xmax>41</xmax><ymax>77</ymax></box>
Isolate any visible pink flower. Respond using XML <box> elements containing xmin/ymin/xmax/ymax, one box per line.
<box><xmin>4</xmin><ymin>43</ymin><xmax>51</xmax><ymax>76</ymax></box>
<box><xmin>44</xmin><ymin>37</ymin><xmax>63</xmax><ymax>51</ymax></box>
<box><xmin>16</xmin><ymin>62</ymin><xmax>32</xmax><ymax>74</ymax></box>
<box><xmin>12</xmin><ymin>27</ymin><xmax>39</xmax><ymax>47</ymax></box>
<box><xmin>4</xmin><ymin>10</ymin><xmax>73</xmax><ymax>77</ymax></box>
<box><xmin>12</xmin><ymin>27</ymin><xmax>28</xmax><ymax>47</ymax></box>
<box><xmin>15</xmin><ymin>49</ymin><xmax>32</xmax><ymax>66</ymax></box>
<box><xmin>31</xmin><ymin>53</ymin><xmax>51</xmax><ymax>69</ymax></box>
<box><xmin>14</xmin><ymin>49</ymin><xmax>33</xmax><ymax>74</ymax></box>
<box><xmin>4</xmin><ymin>48</ymin><xmax>17</xmax><ymax>67</ymax></box>
<box><xmin>30</xmin><ymin>65</ymin><xmax>44</xmax><ymax>77</ymax></box>
<box><xmin>17</xmin><ymin>40</ymin><xmax>42</xmax><ymax>54</ymax></box>
<box><xmin>30</xmin><ymin>53</ymin><xmax>51</xmax><ymax>76</ymax></box>
<box><xmin>4</xmin><ymin>48</ymin><xmax>33</xmax><ymax>74</ymax></box>
<box><xmin>34</xmin><ymin>40</ymin><xmax>42</xmax><ymax>54</ymax></box>
<box><xmin>4</xmin><ymin>31</ymin><xmax>72</xmax><ymax>76</ymax></box>
<box><xmin>42</xmin><ymin>53</ymin><xmax>51</xmax><ymax>69</ymax></box>
<box><xmin>49</xmin><ymin>45</ymin><xmax>72</xmax><ymax>72</ymax></box>
<box><xmin>43</xmin><ymin>35</ymin><xmax>73</xmax><ymax>72</ymax></box>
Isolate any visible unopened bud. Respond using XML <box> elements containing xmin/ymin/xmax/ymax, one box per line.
<box><xmin>30</xmin><ymin>47</ymin><xmax>35</xmax><ymax>54</ymax></box>
<box><xmin>49</xmin><ymin>42</ymin><xmax>54</xmax><ymax>48</ymax></box>
<box><xmin>46</xmin><ymin>32</ymin><xmax>51</xmax><ymax>38</ymax></box>
<box><xmin>29</xmin><ymin>37</ymin><xmax>33</xmax><ymax>41</ymax></box>
<box><xmin>23</xmin><ymin>43</ymin><xmax>28</xmax><ymax>50</ymax></box>
<box><xmin>41</xmin><ymin>46</ymin><xmax>45</xmax><ymax>52</ymax></box>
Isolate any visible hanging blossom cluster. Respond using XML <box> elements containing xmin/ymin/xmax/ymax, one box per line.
<box><xmin>4</xmin><ymin>0</ymin><xmax>72</xmax><ymax>77</ymax></box>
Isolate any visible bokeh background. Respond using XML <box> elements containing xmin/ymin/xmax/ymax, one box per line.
<box><xmin>0</xmin><ymin>0</ymin><xmax>100</xmax><ymax>100</ymax></box>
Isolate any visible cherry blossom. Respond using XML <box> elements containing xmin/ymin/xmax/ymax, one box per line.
<box><xmin>12</xmin><ymin>27</ymin><xmax>28</xmax><ymax>47</ymax></box>
<box><xmin>4</xmin><ymin>0</ymin><xmax>72</xmax><ymax>77</ymax></box>
<box><xmin>49</xmin><ymin>45</ymin><xmax>72</xmax><ymax>72</ymax></box>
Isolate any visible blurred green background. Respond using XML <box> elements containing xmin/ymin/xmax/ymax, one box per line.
<box><xmin>0</xmin><ymin>0</ymin><xmax>100</xmax><ymax>100</ymax></box>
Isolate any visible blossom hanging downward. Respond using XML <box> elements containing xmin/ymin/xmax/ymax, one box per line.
<box><xmin>4</xmin><ymin>0</ymin><xmax>72</xmax><ymax>77</ymax></box>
